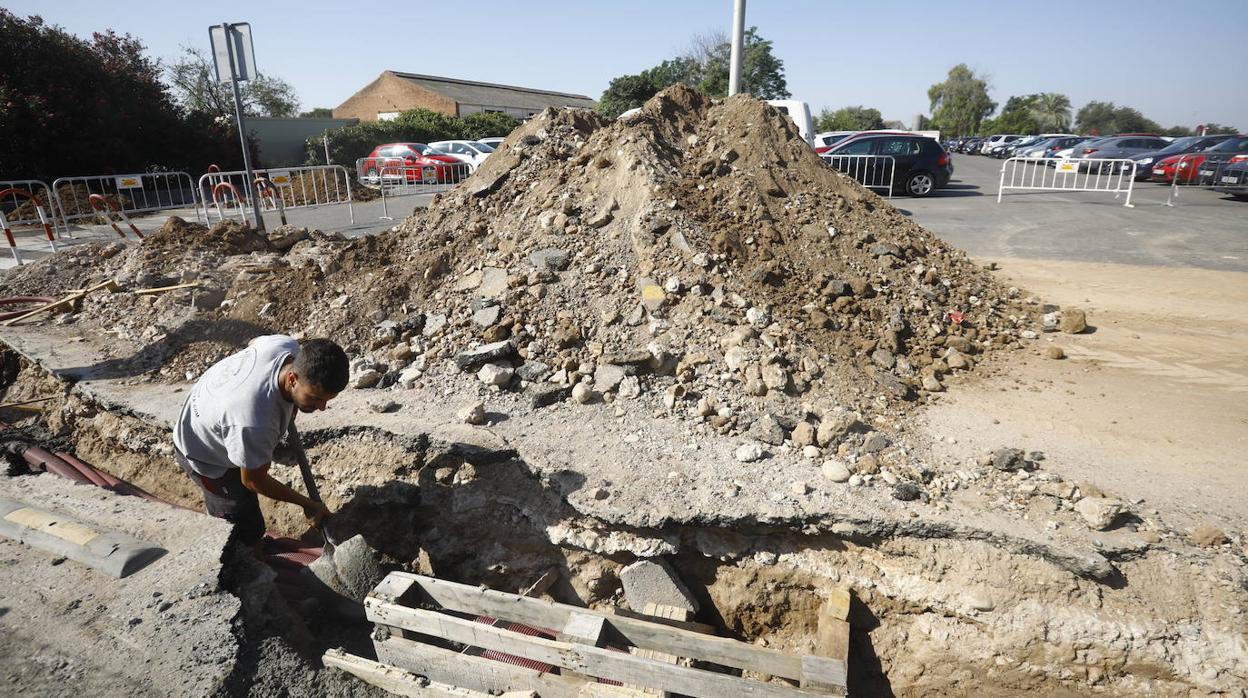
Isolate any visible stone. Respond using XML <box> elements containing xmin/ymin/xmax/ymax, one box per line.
<box><xmin>802</xmin><ymin>445</ymin><xmax>821</xmax><ymax>459</ymax></box>
<box><xmin>967</xmin><ymin>590</ymin><xmax>995</xmax><ymax>612</ymax></box>
<box><xmin>593</xmin><ymin>364</ymin><xmax>627</xmax><ymax>393</ymax></box>
<box><xmin>922</xmin><ymin>374</ymin><xmax>944</xmax><ymax>392</ymax></box>
<box><xmin>472</xmin><ymin>305</ymin><xmax>502</xmax><ymax>327</ymax></box>
<box><xmin>870</xmin><ymin>242</ymin><xmax>902</xmax><ymax>258</ymax></box>
<box><xmin>367</xmin><ymin>398</ymin><xmax>399</xmax><ymax>414</ymax></box>
<box><xmin>745</xmin><ymin>307</ymin><xmax>770</xmax><ymax>327</ymax></box>
<box><xmin>267</xmin><ymin>225</ymin><xmax>309</xmax><ymax>251</ymax></box>
<box><xmin>944</xmin><ymin>335</ymin><xmax>974</xmax><ymax>354</ymax></box>
<box><xmin>455</xmin><ymin>340</ymin><xmax>516</xmax><ymax>372</ymax></box>
<box><xmin>390</xmin><ymin>344</ymin><xmax>414</xmax><ymax>362</ymax></box>
<box><xmin>724</xmin><ymin>347</ymin><xmax>750</xmax><ymax>371</ymax></box>
<box><xmin>892</xmin><ymin>482</ymin><xmax>922</xmax><ymax>501</ymax></box>
<box><xmin>735</xmin><ymin>443</ymin><xmax>765</xmax><ymax>463</ymax></box>
<box><xmin>791</xmin><ymin>422</ymin><xmax>816</xmax><ymax>447</ymax></box>
<box><xmin>848</xmin><ymin>474</ymin><xmax>864</xmax><ymax>487</ymax></box>
<box><xmin>1188</xmin><ymin>526</ymin><xmax>1229</xmax><ymax>547</ymax></box>
<box><xmin>353</xmin><ymin>369</ymin><xmax>381</xmax><ymax>389</ymax></box>
<box><xmin>618</xmin><ymin>376</ymin><xmax>641</xmax><ymax>399</ymax></box>
<box><xmin>515</xmin><ymin>361</ymin><xmax>552</xmax><ymax>382</ymax></box>
<box><xmin>1059</xmin><ymin>309</ymin><xmax>1088</xmax><ymax>334</ymax></box>
<box><xmin>855</xmin><ymin>455</ymin><xmax>879</xmax><ymax>475</ymax></box>
<box><xmin>532</xmin><ymin>385</ymin><xmax>572</xmax><ymax>409</ymax></box>
<box><xmin>817</xmin><ymin>413</ymin><xmax>860</xmax><ymax>447</ymax></box>
<box><xmin>422</xmin><ymin>313</ymin><xmax>448</xmax><ymax>337</ymax></box>
<box><xmin>821</xmin><ymin>460</ymin><xmax>851</xmax><ymax>483</ymax></box>
<box><xmin>397</xmin><ymin>367</ymin><xmax>422</xmax><ymax>389</ymax></box>
<box><xmin>761</xmin><ymin>364</ymin><xmax>789</xmax><ymax>391</ymax></box>
<box><xmin>861</xmin><ymin>432</ymin><xmax>890</xmax><ymax>454</ymax></box>
<box><xmin>477</xmin><ymin>363</ymin><xmax>514</xmax><ymax>386</ymax></box>
<box><xmin>1042</xmin><ymin>311</ymin><xmax>1061</xmax><ymax>333</ymax></box>
<box><xmin>1046</xmin><ymin>345</ymin><xmax>1066</xmax><ymax>360</ymax></box>
<box><xmin>571</xmin><ymin>382</ymin><xmax>594</xmax><ymax>404</ymax></box>
<box><xmin>1074</xmin><ymin>497</ymin><xmax>1126</xmax><ymax>530</ymax></box>
<box><xmin>1020</xmin><ymin>330</ymin><xmax>1039</xmax><ymax>340</ymax></box>
<box><xmin>192</xmin><ymin>287</ymin><xmax>227</xmax><ymax>310</ymax></box>
<box><xmin>871</xmin><ymin>349</ymin><xmax>896</xmax><ymax>369</ymax></box>
<box><xmin>619</xmin><ymin>559</ymin><xmax>699</xmax><ymax>614</ymax></box>
<box><xmin>991</xmin><ymin>448</ymin><xmax>1027</xmax><ymax>472</ymax></box>
<box><xmin>640</xmin><ymin>282</ymin><xmax>666</xmax><ymax>311</ymax></box>
<box><xmin>946</xmin><ymin>350</ymin><xmax>972</xmax><ymax>370</ymax></box>
<box><xmin>528</xmin><ymin>248</ymin><xmax>570</xmax><ymax>271</ymax></box>
<box><xmin>458</xmin><ymin>401</ymin><xmax>487</xmax><ymax>425</ymax></box>
<box><xmin>748</xmin><ymin>414</ymin><xmax>787</xmax><ymax>446</ymax></box>
<box><xmin>479</xmin><ymin>267</ymin><xmax>509</xmax><ymax>296</ymax></box>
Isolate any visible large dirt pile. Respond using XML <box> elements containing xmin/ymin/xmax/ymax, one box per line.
<box><xmin>0</xmin><ymin>86</ymin><xmax>1034</xmax><ymax>420</ymax></box>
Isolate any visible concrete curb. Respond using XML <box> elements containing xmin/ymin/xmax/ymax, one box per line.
<box><xmin>0</xmin><ymin>497</ymin><xmax>166</xmax><ymax>578</ymax></box>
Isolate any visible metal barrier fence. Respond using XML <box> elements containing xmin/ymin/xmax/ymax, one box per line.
<box><xmin>997</xmin><ymin>157</ymin><xmax>1137</xmax><ymax>207</ymax></box>
<box><xmin>818</xmin><ymin>154</ymin><xmax>896</xmax><ymax>197</ymax></box>
<box><xmin>1164</xmin><ymin>154</ymin><xmax>1245</xmax><ymax>206</ymax></box>
<box><xmin>52</xmin><ymin>172</ymin><xmax>203</xmax><ymax>227</ymax></box>
<box><xmin>0</xmin><ymin>179</ymin><xmax>63</xmax><ymax>236</ymax></box>
<box><xmin>355</xmin><ymin>159</ymin><xmax>473</xmax><ymax>221</ymax></box>
<box><xmin>197</xmin><ymin>165</ymin><xmax>355</xmax><ymax>226</ymax></box>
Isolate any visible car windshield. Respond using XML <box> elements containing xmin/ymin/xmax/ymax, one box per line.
<box><xmin>471</xmin><ymin>142</ymin><xmax>495</xmax><ymax>153</ymax></box>
<box><xmin>1207</xmin><ymin>136</ymin><xmax>1248</xmax><ymax>153</ymax></box>
<box><xmin>406</xmin><ymin>143</ymin><xmax>431</xmax><ymax>155</ymax></box>
<box><xmin>1154</xmin><ymin>137</ymin><xmax>1203</xmax><ymax>154</ymax></box>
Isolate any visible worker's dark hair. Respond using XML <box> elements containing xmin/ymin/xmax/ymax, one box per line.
<box><xmin>293</xmin><ymin>339</ymin><xmax>349</xmax><ymax>393</ymax></box>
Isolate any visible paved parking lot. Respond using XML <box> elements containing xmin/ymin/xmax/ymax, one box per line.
<box><xmin>900</xmin><ymin>154</ymin><xmax>1248</xmax><ymax>273</ymax></box>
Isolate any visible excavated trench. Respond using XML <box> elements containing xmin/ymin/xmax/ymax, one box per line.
<box><xmin>3</xmin><ymin>348</ymin><xmax>1246</xmax><ymax>697</ymax></box>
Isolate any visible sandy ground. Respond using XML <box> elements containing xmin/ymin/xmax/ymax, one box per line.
<box><xmin>917</xmin><ymin>257</ymin><xmax>1248</xmax><ymax>529</ymax></box>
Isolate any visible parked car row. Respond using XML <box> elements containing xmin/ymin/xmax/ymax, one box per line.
<box><xmin>821</xmin><ymin>132</ymin><xmax>953</xmax><ymax>197</ymax></box>
<box><xmin>359</xmin><ymin>137</ymin><xmax>507</xmax><ymax>184</ymax></box>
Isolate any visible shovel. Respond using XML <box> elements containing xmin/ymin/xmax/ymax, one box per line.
<box><xmin>287</xmin><ymin>420</ymin><xmax>339</xmax><ymax>555</ymax></box>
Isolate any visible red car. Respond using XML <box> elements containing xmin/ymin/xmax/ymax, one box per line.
<box><xmin>1151</xmin><ymin>136</ymin><xmax>1248</xmax><ymax>184</ymax></box>
<box><xmin>360</xmin><ymin>143</ymin><xmax>464</xmax><ymax>184</ymax></box>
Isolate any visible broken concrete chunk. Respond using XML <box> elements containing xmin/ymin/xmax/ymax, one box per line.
<box><xmin>528</xmin><ymin>248</ymin><xmax>570</xmax><ymax>271</ymax></box>
<box><xmin>593</xmin><ymin>363</ymin><xmax>627</xmax><ymax>393</ymax></box>
<box><xmin>477</xmin><ymin>363</ymin><xmax>514</xmax><ymax>386</ymax></box>
<box><xmin>620</xmin><ymin>559</ymin><xmax>699</xmax><ymax>614</ymax></box>
<box><xmin>1074</xmin><ymin>497</ymin><xmax>1125</xmax><ymax>531</ymax></box>
<box><xmin>454</xmin><ymin>340</ymin><xmax>516</xmax><ymax>372</ymax></box>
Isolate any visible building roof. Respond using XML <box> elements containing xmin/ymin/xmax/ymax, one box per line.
<box><xmin>389</xmin><ymin>72</ymin><xmax>596</xmax><ymax>111</ymax></box>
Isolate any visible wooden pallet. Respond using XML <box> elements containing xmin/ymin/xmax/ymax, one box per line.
<box><xmin>350</xmin><ymin>572</ymin><xmax>848</xmax><ymax>697</ymax></box>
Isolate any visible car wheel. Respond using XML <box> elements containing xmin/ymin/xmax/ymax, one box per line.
<box><xmin>906</xmin><ymin>171</ymin><xmax>935</xmax><ymax>197</ymax></box>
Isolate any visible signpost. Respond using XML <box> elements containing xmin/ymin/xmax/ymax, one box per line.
<box><xmin>208</xmin><ymin>22</ymin><xmax>265</xmax><ymax>230</ymax></box>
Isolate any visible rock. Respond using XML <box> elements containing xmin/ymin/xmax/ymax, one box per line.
<box><xmin>390</xmin><ymin>344</ymin><xmax>414</xmax><ymax>362</ymax></box>
<box><xmin>423</xmin><ymin>313</ymin><xmax>448</xmax><ymax>337</ymax></box>
<box><xmin>892</xmin><ymin>482</ymin><xmax>922</xmax><ymax>501</ymax></box>
<box><xmin>802</xmin><ymin>445</ymin><xmax>821</xmax><ymax>459</ymax></box>
<box><xmin>946</xmin><ymin>350</ymin><xmax>971</xmax><ymax>370</ymax></box>
<box><xmin>817</xmin><ymin>413</ymin><xmax>860</xmax><ymax>446</ymax></box>
<box><xmin>458</xmin><ymin>401</ymin><xmax>487</xmax><ymax>425</ymax></box>
<box><xmin>479</xmin><ymin>267</ymin><xmax>509</xmax><ymax>296</ymax></box>
<box><xmin>821</xmin><ymin>460</ymin><xmax>851</xmax><ymax>483</ymax></box>
<box><xmin>791</xmin><ymin>422</ymin><xmax>816</xmax><ymax>447</ymax></box>
<box><xmin>724</xmin><ymin>346</ymin><xmax>750</xmax><ymax>372</ymax></box>
<box><xmin>618</xmin><ymin>376</ymin><xmax>641</xmax><ymax>398</ymax></box>
<box><xmin>991</xmin><ymin>448</ymin><xmax>1027</xmax><ymax>472</ymax></box>
<box><xmin>871</xmin><ymin>349</ymin><xmax>895</xmax><ymax>369</ymax></box>
<box><xmin>944</xmin><ymin>336</ymin><xmax>974</xmax><ymax>354</ymax></box>
<box><xmin>619</xmin><ymin>559</ymin><xmax>699</xmax><ymax>614</ymax></box>
<box><xmin>870</xmin><ymin>242</ymin><xmax>902</xmax><ymax>258</ymax></box>
<box><xmin>861</xmin><ymin>432</ymin><xmax>890</xmax><ymax>454</ymax></box>
<box><xmin>1060</xmin><ymin>309</ymin><xmax>1087</xmax><ymax>334</ymax></box>
<box><xmin>640</xmin><ymin>282</ymin><xmax>666</xmax><ymax>311</ymax></box>
<box><xmin>532</xmin><ymin>385</ymin><xmax>572</xmax><ymax>409</ymax></box>
<box><xmin>848</xmin><ymin>474</ymin><xmax>864</xmax><ymax>487</ymax></box>
<box><xmin>353</xmin><ymin>369</ymin><xmax>381</xmax><ymax>389</ymax></box>
<box><xmin>267</xmin><ymin>225</ymin><xmax>309</xmax><ymax>251</ymax></box>
<box><xmin>735</xmin><ymin>443</ymin><xmax>765</xmax><ymax>463</ymax></box>
<box><xmin>761</xmin><ymin>364</ymin><xmax>789</xmax><ymax>391</ymax></box>
<box><xmin>528</xmin><ymin>248</ymin><xmax>570</xmax><ymax>271</ymax></box>
<box><xmin>192</xmin><ymin>287</ymin><xmax>227</xmax><ymax>310</ymax></box>
<box><xmin>1046</xmin><ymin>345</ymin><xmax>1066</xmax><ymax>360</ymax></box>
<box><xmin>855</xmin><ymin>455</ymin><xmax>879</xmax><ymax>475</ymax></box>
<box><xmin>745</xmin><ymin>307</ymin><xmax>770</xmax><ymax>327</ymax></box>
<box><xmin>477</xmin><ymin>363</ymin><xmax>514</xmax><ymax>386</ymax></box>
<box><xmin>397</xmin><ymin>367</ymin><xmax>422</xmax><ymax>389</ymax></box>
<box><xmin>748</xmin><ymin>413</ymin><xmax>786</xmax><ymax>446</ymax></box>
<box><xmin>455</xmin><ymin>340</ymin><xmax>516</xmax><ymax>372</ymax></box>
<box><xmin>571</xmin><ymin>382</ymin><xmax>594</xmax><ymax>404</ymax></box>
<box><xmin>967</xmin><ymin>590</ymin><xmax>995</xmax><ymax>612</ymax></box>
<box><xmin>593</xmin><ymin>364</ymin><xmax>627</xmax><ymax>393</ymax></box>
<box><xmin>922</xmin><ymin>374</ymin><xmax>943</xmax><ymax>392</ymax></box>
<box><xmin>1074</xmin><ymin>497</ymin><xmax>1125</xmax><ymax>530</ymax></box>
<box><xmin>1188</xmin><ymin>526</ymin><xmax>1229</xmax><ymax>547</ymax></box>
<box><xmin>367</xmin><ymin>398</ymin><xmax>399</xmax><ymax>413</ymax></box>
<box><xmin>515</xmin><ymin>361</ymin><xmax>552</xmax><ymax>382</ymax></box>
<box><xmin>1042</xmin><ymin>311</ymin><xmax>1061</xmax><ymax>333</ymax></box>
<box><xmin>472</xmin><ymin>305</ymin><xmax>502</xmax><ymax>327</ymax></box>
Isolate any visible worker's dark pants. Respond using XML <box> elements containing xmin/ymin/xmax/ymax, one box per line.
<box><xmin>175</xmin><ymin>452</ymin><xmax>265</xmax><ymax>546</ymax></box>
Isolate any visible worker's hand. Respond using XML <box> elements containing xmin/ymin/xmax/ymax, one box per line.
<box><xmin>303</xmin><ymin>501</ymin><xmax>331</xmax><ymax>528</ymax></box>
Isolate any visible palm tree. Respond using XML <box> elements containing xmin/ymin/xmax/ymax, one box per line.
<box><xmin>1032</xmin><ymin>93</ymin><xmax>1072</xmax><ymax>132</ymax></box>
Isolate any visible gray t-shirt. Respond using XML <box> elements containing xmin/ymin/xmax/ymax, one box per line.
<box><xmin>173</xmin><ymin>335</ymin><xmax>299</xmax><ymax>479</ymax></box>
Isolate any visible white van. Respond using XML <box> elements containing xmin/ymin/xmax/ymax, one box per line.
<box><xmin>766</xmin><ymin>100</ymin><xmax>814</xmax><ymax>146</ymax></box>
<box><xmin>980</xmin><ymin>134</ymin><xmax>1023</xmax><ymax>154</ymax></box>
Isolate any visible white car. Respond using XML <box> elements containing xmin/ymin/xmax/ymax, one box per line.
<box><xmin>428</xmin><ymin>140</ymin><xmax>495</xmax><ymax>170</ymax></box>
<box><xmin>980</xmin><ymin>134</ymin><xmax>1023</xmax><ymax>154</ymax></box>
<box><xmin>477</xmin><ymin>137</ymin><xmax>506</xmax><ymax>149</ymax></box>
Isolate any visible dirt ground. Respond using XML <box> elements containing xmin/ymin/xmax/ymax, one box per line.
<box><xmin>918</xmin><ymin>258</ymin><xmax>1248</xmax><ymax>529</ymax></box>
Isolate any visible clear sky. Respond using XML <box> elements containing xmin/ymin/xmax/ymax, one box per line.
<box><xmin>8</xmin><ymin>0</ymin><xmax>1246</xmax><ymax>129</ymax></box>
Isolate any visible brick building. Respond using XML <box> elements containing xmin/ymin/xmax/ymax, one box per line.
<box><xmin>333</xmin><ymin>71</ymin><xmax>596</xmax><ymax>122</ymax></box>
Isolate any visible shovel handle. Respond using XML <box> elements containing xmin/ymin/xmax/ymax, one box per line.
<box><xmin>287</xmin><ymin>420</ymin><xmax>322</xmax><ymax>504</ymax></box>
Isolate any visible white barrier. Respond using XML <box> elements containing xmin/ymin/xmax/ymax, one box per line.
<box><xmin>819</xmin><ymin>154</ymin><xmax>896</xmax><ymax>198</ymax></box>
<box><xmin>0</xmin><ymin>180</ymin><xmax>64</xmax><ymax>237</ymax></box>
<box><xmin>53</xmin><ymin>172</ymin><xmax>203</xmax><ymax>227</ymax></box>
<box><xmin>356</xmin><ymin>159</ymin><xmax>473</xmax><ymax>221</ymax></box>
<box><xmin>197</xmin><ymin>165</ymin><xmax>355</xmax><ymax>226</ymax></box>
<box><xmin>1165</xmin><ymin>154</ymin><xmax>1243</xmax><ymax>207</ymax></box>
<box><xmin>997</xmin><ymin>157</ymin><xmax>1137</xmax><ymax>207</ymax></box>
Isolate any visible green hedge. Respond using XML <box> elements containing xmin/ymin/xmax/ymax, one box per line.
<box><xmin>304</xmin><ymin>109</ymin><xmax>521</xmax><ymax>166</ymax></box>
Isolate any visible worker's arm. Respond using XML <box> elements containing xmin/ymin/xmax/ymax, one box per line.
<box><xmin>239</xmin><ymin>464</ymin><xmax>331</xmax><ymax>526</ymax></box>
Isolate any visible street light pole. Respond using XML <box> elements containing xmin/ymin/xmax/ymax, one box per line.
<box><xmin>222</xmin><ymin>21</ymin><xmax>265</xmax><ymax>231</ymax></box>
<box><xmin>728</xmin><ymin>0</ymin><xmax>746</xmax><ymax>96</ymax></box>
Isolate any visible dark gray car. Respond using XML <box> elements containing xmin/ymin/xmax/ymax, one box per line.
<box><xmin>1077</xmin><ymin>136</ymin><xmax>1171</xmax><ymax>173</ymax></box>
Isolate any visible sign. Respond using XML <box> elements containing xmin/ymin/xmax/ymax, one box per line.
<box><xmin>114</xmin><ymin>175</ymin><xmax>143</xmax><ymax>189</ymax></box>
<box><xmin>268</xmin><ymin>170</ymin><xmax>292</xmax><ymax>187</ymax></box>
<box><xmin>1055</xmin><ymin>160</ymin><xmax>1078</xmax><ymax>174</ymax></box>
<box><xmin>209</xmin><ymin>23</ymin><xmax>256</xmax><ymax>83</ymax></box>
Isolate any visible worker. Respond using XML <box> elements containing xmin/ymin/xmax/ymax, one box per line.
<box><xmin>173</xmin><ymin>335</ymin><xmax>349</xmax><ymax>548</ymax></box>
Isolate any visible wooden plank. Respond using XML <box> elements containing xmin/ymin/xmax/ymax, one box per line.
<box><xmin>374</xmin><ymin>635</ymin><xmax>581</xmax><ymax>698</ymax></box>
<box><xmin>371</xmin><ymin>573</ymin><xmax>421</xmax><ymax>604</ymax></box>
<box><xmin>324</xmin><ymin>648</ymin><xmax>533</xmax><ymax>697</ymax></box>
<box><xmin>389</xmin><ymin>572</ymin><xmax>817</xmax><ymax>682</ymax></box>
<box><xmin>821</xmin><ymin>590</ymin><xmax>851</xmax><ymax>623</ymax></box>
<box><xmin>132</xmin><ymin>281</ymin><xmax>199</xmax><ymax>296</ymax></box>
<box><xmin>559</xmin><ymin>612</ymin><xmax>607</xmax><ymax>646</ymax></box>
<box><xmin>814</xmin><ymin>618</ymin><xmax>849</xmax><ymax>666</ymax></box>
<box><xmin>806</xmin><ymin>594</ymin><xmax>852</xmax><ymax>695</ymax></box>
<box><xmin>798</xmin><ymin>655</ymin><xmax>846</xmax><ymax>695</ymax></box>
<box><xmin>366</xmin><ymin>599</ymin><xmax>840</xmax><ymax>698</ymax></box>
<box><xmin>3</xmin><ymin>279</ymin><xmax>119</xmax><ymax>326</ymax></box>
<box><xmin>609</xmin><ymin>606</ymin><xmax>716</xmax><ymax>635</ymax></box>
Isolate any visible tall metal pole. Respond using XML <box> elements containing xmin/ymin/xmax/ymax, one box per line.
<box><xmin>728</xmin><ymin>0</ymin><xmax>746</xmax><ymax>96</ymax></box>
<box><xmin>222</xmin><ymin>22</ymin><xmax>265</xmax><ymax>230</ymax></box>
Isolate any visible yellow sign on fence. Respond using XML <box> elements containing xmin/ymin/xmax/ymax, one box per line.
<box><xmin>1055</xmin><ymin>161</ymin><xmax>1078</xmax><ymax>174</ymax></box>
<box><xmin>269</xmin><ymin>170</ymin><xmax>292</xmax><ymax>187</ymax></box>
<box><xmin>114</xmin><ymin>175</ymin><xmax>143</xmax><ymax>189</ymax></box>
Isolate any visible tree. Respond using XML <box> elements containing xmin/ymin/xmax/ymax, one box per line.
<box><xmin>1031</xmin><ymin>93</ymin><xmax>1072</xmax><ymax>132</ymax></box>
<box><xmin>987</xmin><ymin>94</ymin><xmax>1041</xmax><ymax>134</ymax></box>
<box><xmin>1075</xmin><ymin>101</ymin><xmax>1162</xmax><ymax>135</ymax></box>
<box><xmin>1198</xmin><ymin>122</ymin><xmax>1239</xmax><ymax>135</ymax></box>
<box><xmin>814</xmin><ymin>106</ymin><xmax>885</xmax><ymax>132</ymax></box>
<box><xmin>927</xmin><ymin>64</ymin><xmax>996</xmax><ymax>137</ymax></box>
<box><xmin>299</xmin><ymin>107</ymin><xmax>333</xmax><ymax>118</ymax></box>
<box><xmin>0</xmin><ymin>11</ymin><xmax>238</xmax><ymax>180</ymax></box>
<box><xmin>597</xmin><ymin>28</ymin><xmax>788</xmax><ymax>117</ymax></box>
<box><xmin>166</xmin><ymin>47</ymin><xmax>299</xmax><ymax>120</ymax></box>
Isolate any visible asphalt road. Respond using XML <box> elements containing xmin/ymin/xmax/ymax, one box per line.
<box><xmin>898</xmin><ymin>154</ymin><xmax>1248</xmax><ymax>273</ymax></box>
